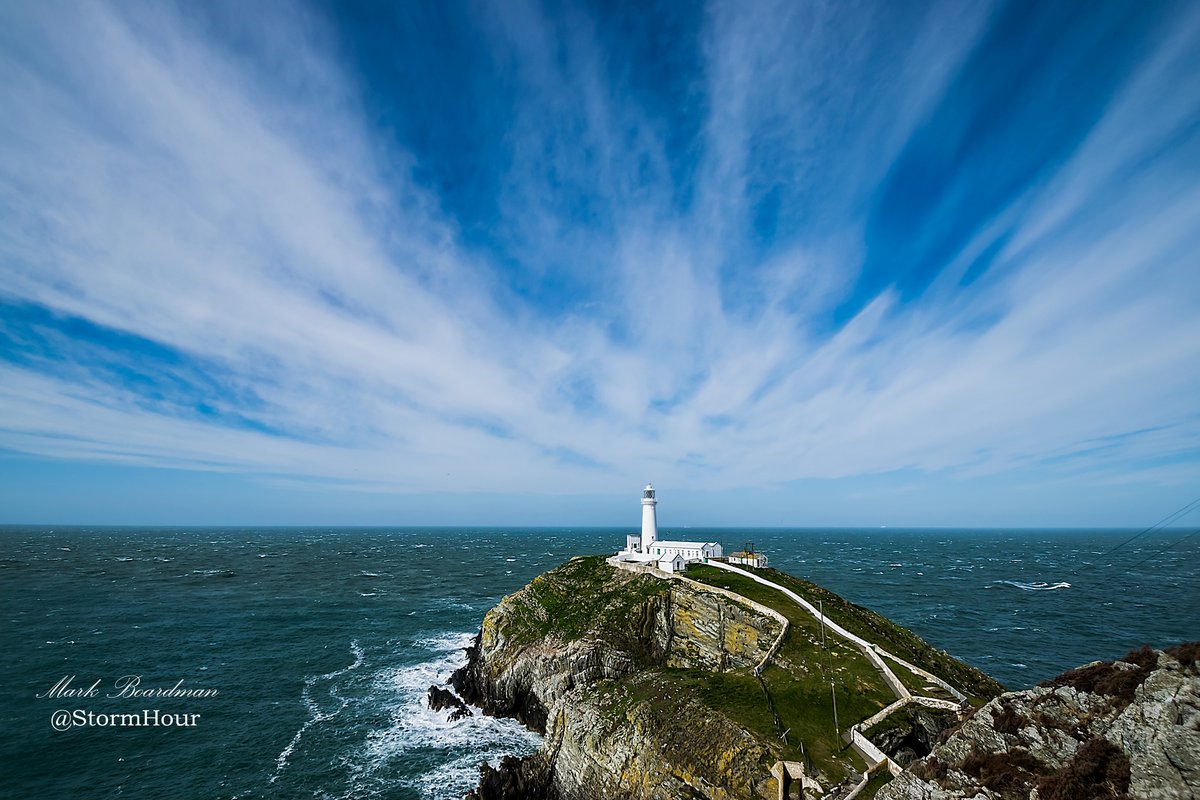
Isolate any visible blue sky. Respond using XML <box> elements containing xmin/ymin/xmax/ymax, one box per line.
<box><xmin>1</xmin><ymin>0</ymin><xmax>1198</xmax><ymax>526</ymax></box>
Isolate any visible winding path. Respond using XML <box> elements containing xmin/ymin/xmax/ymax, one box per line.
<box><xmin>704</xmin><ymin>561</ymin><xmax>966</xmax><ymax>785</ymax></box>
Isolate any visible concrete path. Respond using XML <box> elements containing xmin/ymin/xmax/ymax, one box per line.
<box><xmin>706</xmin><ymin>561</ymin><xmax>911</xmax><ymax>698</ymax></box>
<box><xmin>704</xmin><ymin>560</ymin><xmax>968</xmax><ymax>782</ymax></box>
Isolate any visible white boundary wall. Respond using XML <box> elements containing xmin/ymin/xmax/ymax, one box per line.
<box><xmin>705</xmin><ymin>561</ymin><xmax>912</xmax><ymax>699</ymax></box>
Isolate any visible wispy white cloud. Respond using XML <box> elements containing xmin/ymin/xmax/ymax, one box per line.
<box><xmin>0</xmin><ymin>0</ymin><xmax>1197</xmax><ymax>515</ymax></box>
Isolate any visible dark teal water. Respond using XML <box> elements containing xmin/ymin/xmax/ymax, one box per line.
<box><xmin>2</xmin><ymin>527</ymin><xmax>1196</xmax><ymax>799</ymax></box>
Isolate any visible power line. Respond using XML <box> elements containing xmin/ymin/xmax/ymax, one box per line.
<box><xmin>1124</xmin><ymin>527</ymin><xmax>1200</xmax><ymax>572</ymax></box>
<box><xmin>1070</xmin><ymin>493</ymin><xmax>1200</xmax><ymax>576</ymax></box>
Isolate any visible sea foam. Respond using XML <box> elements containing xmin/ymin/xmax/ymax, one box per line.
<box><xmin>341</xmin><ymin>632</ymin><xmax>541</xmax><ymax>800</ymax></box>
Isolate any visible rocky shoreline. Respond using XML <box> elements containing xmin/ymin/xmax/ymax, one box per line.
<box><xmin>879</xmin><ymin>643</ymin><xmax>1200</xmax><ymax>800</ymax></box>
<box><xmin>427</xmin><ymin>557</ymin><xmax>1198</xmax><ymax>799</ymax></box>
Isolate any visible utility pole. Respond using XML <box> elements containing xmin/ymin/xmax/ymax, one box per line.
<box><xmin>831</xmin><ymin>680</ymin><xmax>840</xmax><ymax>737</ymax></box>
<box><xmin>819</xmin><ymin>600</ymin><xmax>826</xmax><ymax>649</ymax></box>
<box><xmin>820</xmin><ymin>599</ymin><xmax>838</xmax><ymax>737</ymax></box>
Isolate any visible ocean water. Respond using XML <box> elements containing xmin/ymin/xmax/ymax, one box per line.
<box><xmin>2</xmin><ymin>526</ymin><xmax>1197</xmax><ymax>798</ymax></box>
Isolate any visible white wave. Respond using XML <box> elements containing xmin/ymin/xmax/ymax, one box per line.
<box><xmin>342</xmin><ymin>631</ymin><xmax>541</xmax><ymax>800</ymax></box>
<box><xmin>270</xmin><ymin>640</ymin><xmax>366</xmax><ymax>783</ymax></box>
<box><xmin>414</xmin><ymin>631</ymin><xmax>476</xmax><ymax>652</ymax></box>
<box><xmin>996</xmin><ymin>580</ymin><xmax>1072</xmax><ymax>591</ymax></box>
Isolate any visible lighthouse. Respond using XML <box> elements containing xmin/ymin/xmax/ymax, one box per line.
<box><xmin>640</xmin><ymin>483</ymin><xmax>658</xmax><ymax>551</ymax></box>
<box><xmin>615</xmin><ymin>484</ymin><xmax>723</xmax><ymax>572</ymax></box>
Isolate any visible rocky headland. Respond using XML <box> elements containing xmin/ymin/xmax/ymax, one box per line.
<box><xmin>429</xmin><ymin>556</ymin><xmax>1197</xmax><ymax>799</ymax></box>
<box><xmin>880</xmin><ymin>643</ymin><xmax>1199</xmax><ymax>800</ymax></box>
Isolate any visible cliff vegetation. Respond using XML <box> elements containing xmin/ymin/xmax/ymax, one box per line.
<box><xmin>447</xmin><ymin>556</ymin><xmax>1003</xmax><ymax>799</ymax></box>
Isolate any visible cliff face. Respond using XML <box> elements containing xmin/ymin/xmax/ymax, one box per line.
<box><xmin>448</xmin><ymin>556</ymin><xmax>1197</xmax><ymax>800</ymax></box>
<box><xmin>452</xmin><ymin>556</ymin><xmax>786</xmax><ymax>800</ymax></box>
<box><xmin>879</xmin><ymin>643</ymin><xmax>1200</xmax><ymax>800</ymax></box>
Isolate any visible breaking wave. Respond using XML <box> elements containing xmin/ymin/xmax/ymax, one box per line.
<box><xmin>993</xmin><ymin>580</ymin><xmax>1072</xmax><ymax>591</ymax></box>
<box><xmin>339</xmin><ymin>632</ymin><xmax>542</xmax><ymax>800</ymax></box>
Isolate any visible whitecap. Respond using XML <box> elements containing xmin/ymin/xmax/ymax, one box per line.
<box><xmin>996</xmin><ymin>580</ymin><xmax>1071</xmax><ymax>591</ymax></box>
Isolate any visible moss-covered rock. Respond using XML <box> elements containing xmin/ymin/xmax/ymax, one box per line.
<box><xmin>453</xmin><ymin>557</ymin><xmax>1002</xmax><ymax>799</ymax></box>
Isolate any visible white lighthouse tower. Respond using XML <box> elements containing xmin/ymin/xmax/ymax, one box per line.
<box><xmin>640</xmin><ymin>483</ymin><xmax>658</xmax><ymax>551</ymax></box>
<box><xmin>615</xmin><ymin>484</ymin><xmax>723</xmax><ymax>571</ymax></box>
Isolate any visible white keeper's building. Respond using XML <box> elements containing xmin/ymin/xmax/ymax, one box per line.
<box><xmin>615</xmin><ymin>484</ymin><xmax>722</xmax><ymax>572</ymax></box>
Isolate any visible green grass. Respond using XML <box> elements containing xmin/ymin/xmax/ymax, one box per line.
<box><xmin>523</xmin><ymin>561</ymin><xmax>882</xmax><ymax>781</ymax></box>
<box><xmin>686</xmin><ymin>564</ymin><xmax>897</xmax><ymax>780</ymax></box>
<box><xmin>721</xmin><ymin>565</ymin><xmax>1004</xmax><ymax>703</ymax></box>
<box><xmin>616</xmin><ymin>665</ymin><xmax>856</xmax><ymax>784</ymax></box>
<box><xmin>858</xmin><ymin>767</ymin><xmax>894</xmax><ymax>799</ymax></box>
<box><xmin>683</xmin><ymin>559</ymin><xmax>1008</xmax><ymax>782</ymax></box>
<box><xmin>584</xmin><ymin>670</ymin><xmax>782</xmax><ymax>784</ymax></box>
<box><xmin>862</xmin><ymin>708</ymin><xmax>912</xmax><ymax>740</ymax></box>
<box><xmin>499</xmin><ymin>556</ymin><xmax>670</xmax><ymax>650</ymax></box>
<box><xmin>494</xmin><ymin>556</ymin><xmax>1002</xmax><ymax>790</ymax></box>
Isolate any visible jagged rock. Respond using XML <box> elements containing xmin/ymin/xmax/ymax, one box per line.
<box><xmin>868</xmin><ymin>708</ymin><xmax>960</xmax><ymax>766</ymax></box>
<box><xmin>451</xmin><ymin>557</ymin><xmax>787</xmax><ymax>799</ymax></box>
<box><xmin>879</xmin><ymin>643</ymin><xmax>1200</xmax><ymax>800</ymax></box>
<box><xmin>466</xmin><ymin>753</ymin><xmax>557</xmax><ymax>800</ymax></box>
<box><xmin>427</xmin><ymin>684</ymin><xmax>473</xmax><ymax>721</ymax></box>
<box><xmin>451</xmin><ymin>556</ymin><xmax>1015</xmax><ymax>800</ymax></box>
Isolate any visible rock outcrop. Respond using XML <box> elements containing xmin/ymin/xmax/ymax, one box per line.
<box><xmin>452</xmin><ymin>556</ymin><xmax>785</xmax><ymax>800</ymax></box>
<box><xmin>879</xmin><ymin>643</ymin><xmax>1200</xmax><ymax>800</ymax></box>
<box><xmin>428</xmin><ymin>684</ymin><xmax>474</xmax><ymax>721</ymax></box>
<box><xmin>451</xmin><ymin>556</ymin><xmax>1005</xmax><ymax>800</ymax></box>
<box><xmin>451</xmin><ymin>555</ymin><xmax>1197</xmax><ymax>800</ymax></box>
<box><xmin>866</xmin><ymin>707</ymin><xmax>962</xmax><ymax>767</ymax></box>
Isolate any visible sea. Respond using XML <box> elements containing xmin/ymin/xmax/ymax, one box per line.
<box><xmin>2</xmin><ymin>526</ymin><xmax>1197</xmax><ymax>799</ymax></box>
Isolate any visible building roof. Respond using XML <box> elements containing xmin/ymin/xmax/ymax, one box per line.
<box><xmin>649</xmin><ymin>540</ymin><xmax>719</xmax><ymax>549</ymax></box>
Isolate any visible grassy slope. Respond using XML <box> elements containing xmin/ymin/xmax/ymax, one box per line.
<box><xmin>858</xmin><ymin>768</ymin><xmax>895</xmax><ymax>799</ymax></box>
<box><xmin>497</xmin><ymin>555</ymin><xmax>670</xmax><ymax>651</ymax></box>
<box><xmin>490</xmin><ymin>557</ymin><xmax>1002</xmax><ymax>787</ymax></box>
<box><xmin>729</xmin><ymin>566</ymin><xmax>1005</xmax><ymax>702</ymax></box>
<box><xmin>686</xmin><ymin>565</ymin><xmax>897</xmax><ymax>776</ymax></box>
